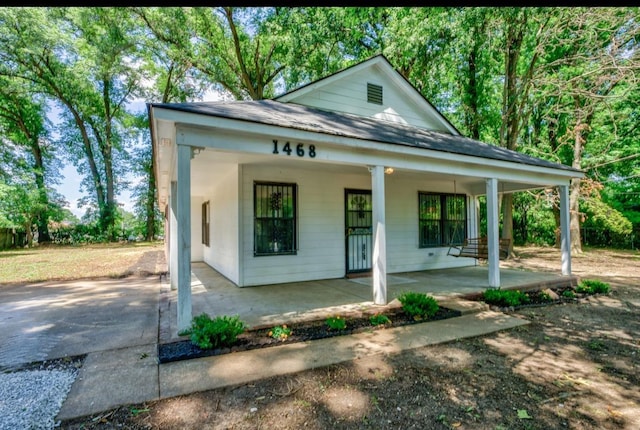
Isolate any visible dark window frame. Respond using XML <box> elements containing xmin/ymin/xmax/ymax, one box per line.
<box><xmin>202</xmin><ymin>200</ymin><xmax>210</xmax><ymax>247</ymax></box>
<box><xmin>253</xmin><ymin>181</ymin><xmax>298</xmax><ymax>256</ymax></box>
<box><xmin>418</xmin><ymin>192</ymin><xmax>467</xmax><ymax>248</ymax></box>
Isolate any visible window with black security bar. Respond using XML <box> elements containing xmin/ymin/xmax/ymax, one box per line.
<box><xmin>419</xmin><ymin>192</ymin><xmax>467</xmax><ymax>248</ymax></box>
<box><xmin>254</xmin><ymin>182</ymin><xmax>297</xmax><ymax>256</ymax></box>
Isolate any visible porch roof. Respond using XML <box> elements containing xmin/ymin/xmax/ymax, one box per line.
<box><xmin>149</xmin><ymin>99</ymin><xmax>581</xmax><ymax>174</ymax></box>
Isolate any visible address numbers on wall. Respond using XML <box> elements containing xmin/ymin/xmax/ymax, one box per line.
<box><xmin>272</xmin><ymin>140</ymin><xmax>316</xmax><ymax>158</ymax></box>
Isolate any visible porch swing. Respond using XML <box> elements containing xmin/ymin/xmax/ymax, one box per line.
<box><xmin>446</xmin><ymin>181</ymin><xmax>511</xmax><ymax>260</ymax></box>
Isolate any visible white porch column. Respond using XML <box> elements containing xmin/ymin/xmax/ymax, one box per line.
<box><xmin>559</xmin><ymin>184</ymin><xmax>572</xmax><ymax>276</ymax></box>
<box><xmin>370</xmin><ymin>165</ymin><xmax>387</xmax><ymax>305</ymax></box>
<box><xmin>468</xmin><ymin>195</ymin><xmax>479</xmax><ymax>239</ymax></box>
<box><xmin>486</xmin><ymin>178</ymin><xmax>500</xmax><ymax>287</ymax></box>
<box><xmin>169</xmin><ymin>181</ymin><xmax>178</xmax><ymax>290</ymax></box>
<box><xmin>176</xmin><ymin>144</ymin><xmax>192</xmax><ymax>333</ymax></box>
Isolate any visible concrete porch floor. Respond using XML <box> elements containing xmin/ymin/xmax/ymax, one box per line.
<box><xmin>161</xmin><ymin>262</ymin><xmax>577</xmax><ymax>342</ymax></box>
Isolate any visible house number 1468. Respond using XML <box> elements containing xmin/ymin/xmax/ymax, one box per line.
<box><xmin>273</xmin><ymin>140</ymin><xmax>316</xmax><ymax>158</ymax></box>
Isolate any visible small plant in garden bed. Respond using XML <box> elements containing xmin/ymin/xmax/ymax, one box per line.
<box><xmin>562</xmin><ymin>289</ymin><xmax>576</xmax><ymax>299</ymax></box>
<box><xmin>188</xmin><ymin>313</ymin><xmax>246</xmax><ymax>350</ymax></box>
<box><xmin>269</xmin><ymin>325</ymin><xmax>292</xmax><ymax>341</ymax></box>
<box><xmin>325</xmin><ymin>315</ymin><xmax>347</xmax><ymax>330</ymax></box>
<box><xmin>397</xmin><ymin>292</ymin><xmax>439</xmax><ymax>320</ymax></box>
<box><xmin>369</xmin><ymin>313</ymin><xmax>391</xmax><ymax>326</ymax></box>
<box><xmin>576</xmin><ymin>279</ymin><xmax>610</xmax><ymax>295</ymax></box>
<box><xmin>539</xmin><ymin>290</ymin><xmax>553</xmax><ymax>302</ymax></box>
<box><xmin>483</xmin><ymin>289</ymin><xmax>530</xmax><ymax>307</ymax></box>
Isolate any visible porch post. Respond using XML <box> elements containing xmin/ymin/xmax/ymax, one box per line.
<box><xmin>559</xmin><ymin>184</ymin><xmax>572</xmax><ymax>276</ymax></box>
<box><xmin>468</xmin><ymin>196</ymin><xmax>479</xmax><ymax>239</ymax></box>
<box><xmin>163</xmin><ymin>206</ymin><xmax>170</xmax><ymax>275</ymax></box>
<box><xmin>176</xmin><ymin>144</ymin><xmax>192</xmax><ymax>333</ymax></box>
<box><xmin>370</xmin><ymin>165</ymin><xmax>387</xmax><ymax>305</ymax></box>
<box><xmin>169</xmin><ymin>181</ymin><xmax>178</xmax><ymax>290</ymax></box>
<box><xmin>486</xmin><ymin>178</ymin><xmax>500</xmax><ymax>287</ymax></box>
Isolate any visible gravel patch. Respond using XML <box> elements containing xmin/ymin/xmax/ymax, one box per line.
<box><xmin>0</xmin><ymin>358</ymin><xmax>82</xmax><ymax>430</ymax></box>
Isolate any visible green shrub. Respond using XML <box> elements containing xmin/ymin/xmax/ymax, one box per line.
<box><xmin>189</xmin><ymin>313</ymin><xmax>245</xmax><ymax>350</ymax></box>
<box><xmin>397</xmin><ymin>292</ymin><xmax>439</xmax><ymax>320</ymax></box>
<box><xmin>369</xmin><ymin>313</ymin><xmax>391</xmax><ymax>326</ymax></box>
<box><xmin>483</xmin><ymin>289</ymin><xmax>530</xmax><ymax>307</ymax></box>
<box><xmin>561</xmin><ymin>289</ymin><xmax>576</xmax><ymax>299</ymax></box>
<box><xmin>325</xmin><ymin>315</ymin><xmax>347</xmax><ymax>330</ymax></box>
<box><xmin>576</xmin><ymin>279</ymin><xmax>610</xmax><ymax>295</ymax></box>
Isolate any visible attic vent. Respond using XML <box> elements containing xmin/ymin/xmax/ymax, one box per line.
<box><xmin>367</xmin><ymin>83</ymin><xmax>383</xmax><ymax>105</ymax></box>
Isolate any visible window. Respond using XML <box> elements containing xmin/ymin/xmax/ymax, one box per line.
<box><xmin>419</xmin><ymin>192</ymin><xmax>466</xmax><ymax>247</ymax></box>
<box><xmin>254</xmin><ymin>182</ymin><xmax>297</xmax><ymax>255</ymax></box>
<box><xmin>201</xmin><ymin>201</ymin><xmax>210</xmax><ymax>246</ymax></box>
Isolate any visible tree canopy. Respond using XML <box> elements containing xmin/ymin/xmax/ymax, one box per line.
<box><xmin>0</xmin><ymin>7</ymin><xmax>637</xmax><ymax>249</ymax></box>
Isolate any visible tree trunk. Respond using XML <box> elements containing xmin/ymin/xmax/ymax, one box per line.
<box><xmin>102</xmin><ymin>80</ymin><xmax>117</xmax><ymax>239</ymax></box>
<box><xmin>501</xmin><ymin>193</ymin><xmax>515</xmax><ymax>257</ymax></box>
<box><xmin>498</xmin><ymin>12</ymin><xmax>525</xmax><ymax>258</ymax></box>
<box><xmin>570</xmin><ymin>121</ymin><xmax>586</xmax><ymax>253</ymax></box>
<box><xmin>569</xmin><ymin>177</ymin><xmax>582</xmax><ymax>253</ymax></box>
<box><xmin>465</xmin><ymin>25</ymin><xmax>481</xmax><ymax>141</ymax></box>
<box><xmin>31</xmin><ymin>137</ymin><xmax>51</xmax><ymax>243</ymax></box>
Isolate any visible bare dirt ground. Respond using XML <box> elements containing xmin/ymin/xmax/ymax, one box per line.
<box><xmin>62</xmin><ymin>246</ymin><xmax>639</xmax><ymax>430</ymax></box>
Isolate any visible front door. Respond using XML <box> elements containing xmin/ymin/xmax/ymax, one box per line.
<box><xmin>345</xmin><ymin>189</ymin><xmax>372</xmax><ymax>274</ymax></box>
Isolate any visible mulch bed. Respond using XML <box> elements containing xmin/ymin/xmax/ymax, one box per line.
<box><xmin>158</xmin><ymin>307</ymin><xmax>461</xmax><ymax>364</ymax></box>
<box><xmin>465</xmin><ymin>286</ymin><xmax>601</xmax><ymax>312</ymax></box>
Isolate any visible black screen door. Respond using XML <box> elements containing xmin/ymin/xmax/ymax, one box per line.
<box><xmin>345</xmin><ymin>189</ymin><xmax>372</xmax><ymax>274</ymax></box>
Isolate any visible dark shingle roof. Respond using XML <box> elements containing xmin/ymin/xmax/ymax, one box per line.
<box><xmin>151</xmin><ymin>100</ymin><xmax>580</xmax><ymax>173</ymax></box>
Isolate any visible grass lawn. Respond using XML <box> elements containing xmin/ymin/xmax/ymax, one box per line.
<box><xmin>0</xmin><ymin>241</ymin><xmax>165</xmax><ymax>285</ymax></box>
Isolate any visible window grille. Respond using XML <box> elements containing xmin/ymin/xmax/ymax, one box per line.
<box><xmin>419</xmin><ymin>192</ymin><xmax>466</xmax><ymax>248</ymax></box>
<box><xmin>254</xmin><ymin>182</ymin><xmax>297</xmax><ymax>255</ymax></box>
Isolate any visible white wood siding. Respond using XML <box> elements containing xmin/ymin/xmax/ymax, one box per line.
<box><xmin>201</xmin><ymin>164</ymin><xmax>240</xmax><ymax>284</ymax></box>
<box><xmin>289</xmin><ymin>67</ymin><xmax>450</xmax><ymax>132</ymax></box>
<box><xmin>385</xmin><ymin>175</ymin><xmax>475</xmax><ymax>273</ymax></box>
<box><xmin>241</xmin><ymin>166</ymin><xmax>474</xmax><ymax>287</ymax></box>
<box><xmin>241</xmin><ymin>165</ymin><xmax>370</xmax><ymax>286</ymax></box>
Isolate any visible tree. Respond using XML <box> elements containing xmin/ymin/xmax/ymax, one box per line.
<box><xmin>0</xmin><ymin>75</ymin><xmax>56</xmax><ymax>242</ymax></box>
<box><xmin>532</xmin><ymin>7</ymin><xmax>639</xmax><ymax>252</ymax></box>
<box><xmin>494</xmin><ymin>8</ymin><xmax>558</xmax><ymax>257</ymax></box>
<box><xmin>0</xmin><ymin>8</ymin><xmax>143</xmax><ymax>239</ymax></box>
<box><xmin>137</xmin><ymin>7</ymin><xmax>285</xmax><ymax>100</ymax></box>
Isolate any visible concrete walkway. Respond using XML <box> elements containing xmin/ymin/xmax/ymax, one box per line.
<box><xmin>1</xmin><ymin>270</ymin><xmax>566</xmax><ymax>421</ymax></box>
<box><xmin>58</xmin><ymin>308</ymin><xmax>529</xmax><ymax>420</ymax></box>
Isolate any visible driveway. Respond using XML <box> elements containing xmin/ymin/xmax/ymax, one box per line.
<box><xmin>0</xmin><ymin>276</ymin><xmax>160</xmax><ymax>370</ymax></box>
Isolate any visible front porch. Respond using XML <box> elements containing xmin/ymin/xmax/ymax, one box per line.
<box><xmin>160</xmin><ymin>263</ymin><xmax>578</xmax><ymax>343</ymax></box>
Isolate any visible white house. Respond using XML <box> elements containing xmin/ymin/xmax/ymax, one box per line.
<box><xmin>148</xmin><ymin>55</ymin><xmax>583</xmax><ymax>332</ymax></box>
